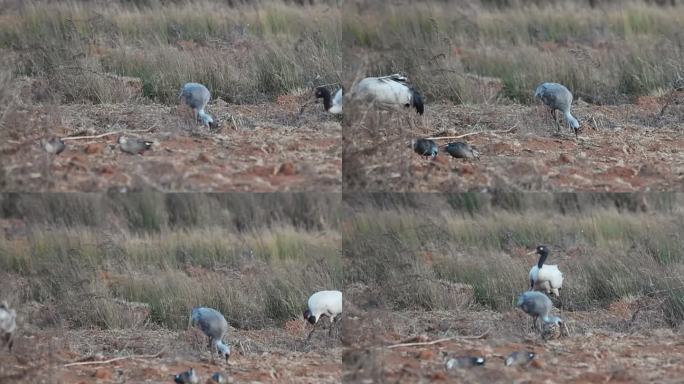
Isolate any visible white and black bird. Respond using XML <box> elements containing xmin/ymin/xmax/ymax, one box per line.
<box><xmin>303</xmin><ymin>290</ymin><xmax>342</xmax><ymax>341</ymax></box>
<box><xmin>412</xmin><ymin>138</ymin><xmax>438</xmax><ymax>159</ymax></box>
<box><xmin>191</xmin><ymin>307</ymin><xmax>231</xmax><ymax>362</ymax></box>
<box><xmin>180</xmin><ymin>82</ymin><xmax>217</xmax><ymax>129</ymax></box>
<box><xmin>118</xmin><ymin>136</ymin><xmax>153</xmax><ymax>155</ymax></box>
<box><xmin>443</xmin><ymin>142</ymin><xmax>480</xmax><ymax>160</ymax></box>
<box><xmin>43</xmin><ymin>137</ymin><xmax>66</xmax><ymax>155</ymax></box>
<box><xmin>516</xmin><ymin>291</ymin><xmax>563</xmax><ymax>334</ymax></box>
<box><xmin>445</xmin><ymin>356</ymin><xmax>486</xmax><ymax>370</ymax></box>
<box><xmin>0</xmin><ymin>301</ymin><xmax>16</xmax><ymax>351</ymax></box>
<box><xmin>174</xmin><ymin>368</ymin><xmax>200</xmax><ymax>384</ymax></box>
<box><xmin>505</xmin><ymin>351</ymin><xmax>535</xmax><ymax>366</ymax></box>
<box><xmin>528</xmin><ymin>245</ymin><xmax>563</xmax><ymax>297</ymax></box>
<box><xmin>534</xmin><ymin>82</ymin><xmax>580</xmax><ymax>137</ymax></box>
<box><xmin>315</xmin><ymin>87</ymin><xmax>343</xmax><ymax>114</ymax></box>
<box><xmin>350</xmin><ymin>74</ymin><xmax>424</xmax><ymax>115</ymax></box>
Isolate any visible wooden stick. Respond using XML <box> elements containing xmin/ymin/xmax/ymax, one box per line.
<box><xmin>386</xmin><ymin>331</ymin><xmax>489</xmax><ymax>349</ymax></box>
<box><xmin>63</xmin><ymin>349</ymin><xmax>165</xmax><ymax>367</ymax></box>
<box><xmin>424</xmin><ymin>127</ymin><xmax>516</xmax><ymax>141</ymax></box>
<box><xmin>61</xmin><ymin>129</ymin><xmax>151</xmax><ymax>141</ymax></box>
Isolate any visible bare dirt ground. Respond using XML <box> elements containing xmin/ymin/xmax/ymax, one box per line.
<box><xmin>0</xmin><ymin>322</ymin><xmax>341</xmax><ymax>383</ymax></box>
<box><xmin>343</xmin><ymin>307</ymin><xmax>684</xmax><ymax>383</ymax></box>
<box><xmin>344</xmin><ymin>94</ymin><xmax>684</xmax><ymax>192</ymax></box>
<box><xmin>0</xmin><ymin>83</ymin><xmax>341</xmax><ymax>192</ymax></box>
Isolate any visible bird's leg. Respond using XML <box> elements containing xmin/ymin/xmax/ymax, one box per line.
<box><xmin>551</xmin><ymin>109</ymin><xmax>561</xmax><ymax>132</ymax></box>
<box><xmin>306</xmin><ymin>321</ymin><xmax>318</xmax><ymax>341</ymax></box>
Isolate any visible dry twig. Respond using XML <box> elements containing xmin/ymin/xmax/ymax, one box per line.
<box><xmin>386</xmin><ymin>331</ymin><xmax>489</xmax><ymax>349</ymax></box>
<box><xmin>63</xmin><ymin>349</ymin><xmax>165</xmax><ymax>367</ymax></box>
<box><xmin>424</xmin><ymin>127</ymin><xmax>516</xmax><ymax>140</ymax></box>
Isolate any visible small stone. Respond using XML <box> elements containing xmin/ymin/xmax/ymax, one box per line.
<box><xmin>417</xmin><ymin>349</ymin><xmax>436</xmax><ymax>360</ymax></box>
<box><xmin>84</xmin><ymin>143</ymin><xmax>104</xmax><ymax>155</ymax></box>
<box><xmin>278</xmin><ymin>162</ymin><xmax>296</xmax><ymax>176</ymax></box>
<box><xmin>94</xmin><ymin>368</ymin><xmax>113</xmax><ymax>380</ymax></box>
<box><xmin>559</xmin><ymin>153</ymin><xmax>574</xmax><ymax>164</ymax></box>
<box><xmin>198</xmin><ymin>153</ymin><xmax>211</xmax><ymax>163</ymax></box>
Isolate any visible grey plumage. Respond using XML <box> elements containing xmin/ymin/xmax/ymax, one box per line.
<box><xmin>118</xmin><ymin>136</ymin><xmax>153</xmax><ymax>155</ymax></box>
<box><xmin>413</xmin><ymin>138</ymin><xmax>438</xmax><ymax>159</ymax></box>
<box><xmin>174</xmin><ymin>368</ymin><xmax>199</xmax><ymax>384</ymax></box>
<box><xmin>0</xmin><ymin>301</ymin><xmax>16</xmax><ymax>351</ymax></box>
<box><xmin>505</xmin><ymin>351</ymin><xmax>535</xmax><ymax>366</ymax></box>
<box><xmin>445</xmin><ymin>356</ymin><xmax>485</xmax><ymax>370</ymax></box>
<box><xmin>43</xmin><ymin>137</ymin><xmax>66</xmax><ymax>155</ymax></box>
<box><xmin>210</xmin><ymin>372</ymin><xmax>226</xmax><ymax>384</ymax></box>
<box><xmin>191</xmin><ymin>307</ymin><xmax>231</xmax><ymax>361</ymax></box>
<box><xmin>179</xmin><ymin>83</ymin><xmax>216</xmax><ymax>128</ymax></box>
<box><xmin>534</xmin><ymin>82</ymin><xmax>580</xmax><ymax>137</ymax></box>
<box><xmin>444</xmin><ymin>142</ymin><xmax>479</xmax><ymax>160</ymax></box>
<box><xmin>516</xmin><ymin>291</ymin><xmax>562</xmax><ymax>334</ymax></box>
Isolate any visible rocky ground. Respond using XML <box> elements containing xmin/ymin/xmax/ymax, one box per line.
<box><xmin>343</xmin><ymin>307</ymin><xmax>684</xmax><ymax>383</ymax></box>
<box><xmin>0</xmin><ymin>321</ymin><xmax>341</xmax><ymax>383</ymax></box>
<box><xmin>344</xmin><ymin>93</ymin><xmax>684</xmax><ymax>192</ymax></box>
<box><xmin>0</xmin><ymin>81</ymin><xmax>341</xmax><ymax>192</ymax></box>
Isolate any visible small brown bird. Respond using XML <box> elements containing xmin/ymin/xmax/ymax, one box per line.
<box><xmin>443</xmin><ymin>142</ymin><xmax>479</xmax><ymax>160</ymax></box>
<box><xmin>43</xmin><ymin>137</ymin><xmax>66</xmax><ymax>155</ymax></box>
<box><xmin>505</xmin><ymin>351</ymin><xmax>535</xmax><ymax>366</ymax></box>
<box><xmin>445</xmin><ymin>356</ymin><xmax>485</xmax><ymax>370</ymax></box>
<box><xmin>118</xmin><ymin>136</ymin><xmax>153</xmax><ymax>155</ymax></box>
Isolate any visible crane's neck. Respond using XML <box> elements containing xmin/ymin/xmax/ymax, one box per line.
<box><xmin>564</xmin><ymin>111</ymin><xmax>579</xmax><ymax>129</ymax></box>
<box><xmin>537</xmin><ymin>251</ymin><xmax>548</xmax><ymax>269</ymax></box>
<box><xmin>214</xmin><ymin>339</ymin><xmax>230</xmax><ymax>357</ymax></box>
<box><xmin>319</xmin><ymin>89</ymin><xmax>332</xmax><ymax>111</ymax></box>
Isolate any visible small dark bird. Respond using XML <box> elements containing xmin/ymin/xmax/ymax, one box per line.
<box><xmin>444</xmin><ymin>142</ymin><xmax>479</xmax><ymax>160</ymax></box>
<box><xmin>118</xmin><ymin>136</ymin><xmax>153</xmax><ymax>155</ymax></box>
<box><xmin>174</xmin><ymin>368</ymin><xmax>199</xmax><ymax>384</ymax></box>
<box><xmin>43</xmin><ymin>137</ymin><xmax>66</xmax><ymax>155</ymax></box>
<box><xmin>209</xmin><ymin>372</ymin><xmax>226</xmax><ymax>384</ymax></box>
<box><xmin>445</xmin><ymin>356</ymin><xmax>486</xmax><ymax>370</ymax></box>
<box><xmin>505</xmin><ymin>351</ymin><xmax>535</xmax><ymax>366</ymax></box>
<box><xmin>412</xmin><ymin>138</ymin><xmax>438</xmax><ymax>159</ymax></box>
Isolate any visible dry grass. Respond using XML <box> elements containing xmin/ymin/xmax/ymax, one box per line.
<box><xmin>0</xmin><ymin>193</ymin><xmax>342</xmax><ymax>330</ymax></box>
<box><xmin>343</xmin><ymin>193</ymin><xmax>684</xmax><ymax>327</ymax></box>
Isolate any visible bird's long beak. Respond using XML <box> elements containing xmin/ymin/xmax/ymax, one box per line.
<box><xmin>526</xmin><ymin>250</ymin><xmax>537</xmax><ymax>255</ymax></box>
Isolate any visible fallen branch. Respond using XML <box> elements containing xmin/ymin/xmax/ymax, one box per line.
<box><xmin>61</xmin><ymin>129</ymin><xmax>151</xmax><ymax>141</ymax></box>
<box><xmin>64</xmin><ymin>349</ymin><xmax>165</xmax><ymax>367</ymax></box>
<box><xmin>424</xmin><ymin>127</ymin><xmax>516</xmax><ymax>141</ymax></box>
<box><xmin>386</xmin><ymin>331</ymin><xmax>489</xmax><ymax>349</ymax></box>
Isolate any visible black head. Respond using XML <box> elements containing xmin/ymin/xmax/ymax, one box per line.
<box><xmin>536</xmin><ymin>245</ymin><xmax>549</xmax><ymax>257</ymax></box>
<box><xmin>209</xmin><ymin>120</ymin><xmax>219</xmax><ymax>130</ymax></box>
<box><xmin>471</xmin><ymin>356</ymin><xmax>485</xmax><ymax>366</ymax></box>
<box><xmin>315</xmin><ymin>87</ymin><xmax>329</xmax><ymax>99</ymax></box>
<box><xmin>303</xmin><ymin>309</ymin><xmax>316</xmax><ymax>324</ymax></box>
<box><xmin>526</xmin><ymin>351</ymin><xmax>535</xmax><ymax>360</ymax></box>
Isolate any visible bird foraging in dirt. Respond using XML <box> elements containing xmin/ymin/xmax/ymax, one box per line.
<box><xmin>534</xmin><ymin>82</ymin><xmax>580</xmax><ymax>137</ymax></box>
<box><xmin>412</xmin><ymin>138</ymin><xmax>438</xmax><ymax>159</ymax></box>
<box><xmin>443</xmin><ymin>142</ymin><xmax>479</xmax><ymax>160</ymax></box>
<box><xmin>528</xmin><ymin>245</ymin><xmax>563</xmax><ymax>297</ymax></box>
<box><xmin>445</xmin><ymin>356</ymin><xmax>486</xmax><ymax>370</ymax></box>
<box><xmin>516</xmin><ymin>291</ymin><xmax>563</xmax><ymax>335</ymax></box>
<box><xmin>174</xmin><ymin>368</ymin><xmax>200</xmax><ymax>384</ymax></box>
<box><xmin>303</xmin><ymin>290</ymin><xmax>342</xmax><ymax>341</ymax></box>
<box><xmin>315</xmin><ymin>87</ymin><xmax>343</xmax><ymax>114</ymax></box>
<box><xmin>0</xmin><ymin>301</ymin><xmax>16</xmax><ymax>351</ymax></box>
<box><xmin>43</xmin><ymin>137</ymin><xmax>66</xmax><ymax>155</ymax></box>
<box><xmin>179</xmin><ymin>82</ymin><xmax>217</xmax><ymax>129</ymax></box>
<box><xmin>350</xmin><ymin>74</ymin><xmax>424</xmax><ymax>115</ymax></box>
<box><xmin>191</xmin><ymin>307</ymin><xmax>231</xmax><ymax>362</ymax></box>
<box><xmin>208</xmin><ymin>372</ymin><xmax>226</xmax><ymax>384</ymax></box>
<box><xmin>505</xmin><ymin>351</ymin><xmax>535</xmax><ymax>366</ymax></box>
<box><xmin>118</xmin><ymin>136</ymin><xmax>153</xmax><ymax>155</ymax></box>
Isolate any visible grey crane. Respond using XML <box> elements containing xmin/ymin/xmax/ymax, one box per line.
<box><xmin>516</xmin><ymin>291</ymin><xmax>562</xmax><ymax>334</ymax></box>
<box><xmin>534</xmin><ymin>82</ymin><xmax>580</xmax><ymax>137</ymax></box>
<box><xmin>0</xmin><ymin>301</ymin><xmax>16</xmax><ymax>351</ymax></box>
<box><xmin>191</xmin><ymin>307</ymin><xmax>231</xmax><ymax>361</ymax></box>
<box><xmin>179</xmin><ymin>83</ymin><xmax>217</xmax><ymax>129</ymax></box>
<box><xmin>443</xmin><ymin>142</ymin><xmax>480</xmax><ymax>160</ymax></box>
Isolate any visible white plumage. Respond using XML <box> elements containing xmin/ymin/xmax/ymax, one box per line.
<box><xmin>179</xmin><ymin>82</ymin><xmax>216</xmax><ymax>128</ymax></box>
<box><xmin>350</xmin><ymin>74</ymin><xmax>424</xmax><ymax>115</ymax></box>
<box><xmin>528</xmin><ymin>245</ymin><xmax>563</xmax><ymax>297</ymax></box>
<box><xmin>0</xmin><ymin>301</ymin><xmax>16</xmax><ymax>351</ymax></box>
<box><xmin>191</xmin><ymin>307</ymin><xmax>231</xmax><ymax>361</ymax></box>
<box><xmin>534</xmin><ymin>82</ymin><xmax>580</xmax><ymax>136</ymax></box>
<box><xmin>303</xmin><ymin>290</ymin><xmax>342</xmax><ymax>340</ymax></box>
